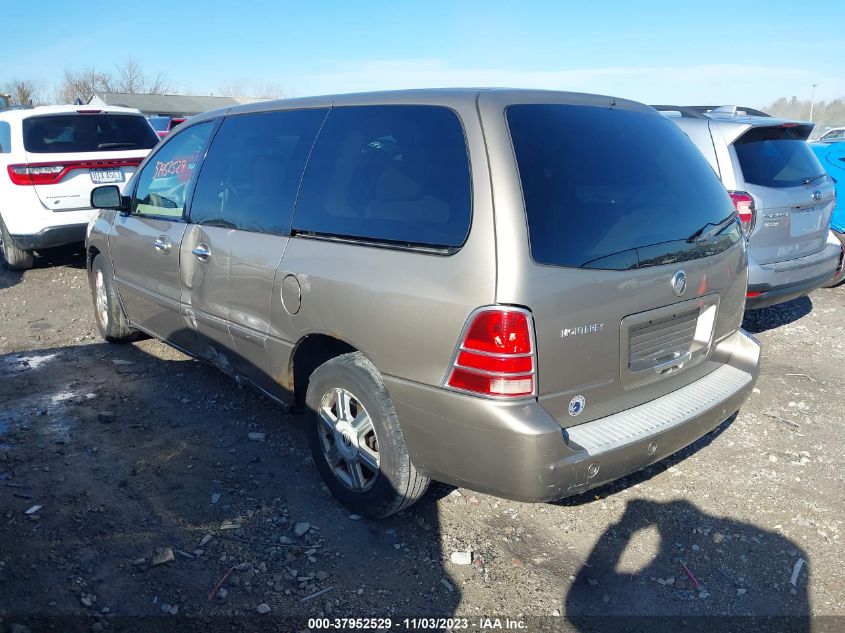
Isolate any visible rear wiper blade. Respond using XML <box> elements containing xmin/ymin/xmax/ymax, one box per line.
<box><xmin>802</xmin><ymin>174</ymin><xmax>826</xmax><ymax>185</ymax></box>
<box><xmin>686</xmin><ymin>212</ymin><xmax>737</xmax><ymax>243</ymax></box>
<box><xmin>97</xmin><ymin>142</ymin><xmax>138</xmax><ymax>149</ymax></box>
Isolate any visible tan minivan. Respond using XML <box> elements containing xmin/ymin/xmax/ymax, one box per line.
<box><xmin>87</xmin><ymin>89</ymin><xmax>761</xmax><ymax>517</ymax></box>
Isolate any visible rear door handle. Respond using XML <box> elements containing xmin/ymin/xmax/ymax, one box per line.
<box><xmin>192</xmin><ymin>243</ymin><xmax>211</xmax><ymax>262</ymax></box>
<box><xmin>153</xmin><ymin>237</ymin><xmax>171</xmax><ymax>254</ymax></box>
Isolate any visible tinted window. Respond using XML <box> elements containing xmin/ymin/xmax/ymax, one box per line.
<box><xmin>293</xmin><ymin>105</ymin><xmax>471</xmax><ymax>249</ymax></box>
<box><xmin>507</xmin><ymin>104</ymin><xmax>739</xmax><ymax>270</ymax></box>
<box><xmin>23</xmin><ymin>114</ymin><xmax>159</xmax><ymax>153</ymax></box>
<box><xmin>735</xmin><ymin>128</ymin><xmax>825</xmax><ymax>188</ymax></box>
<box><xmin>133</xmin><ymin>122</ymin><xmax>213</xmax><ymax>219</ymax></box>
<box><xmin>191</xmin><ymin>109</ymin><xmax>327</xmax><ymax>234</ymax></box>
<box><xmin>0</xmin><ymin>121</ymin><xmax>10</xmax><ymax>153</ymax></box>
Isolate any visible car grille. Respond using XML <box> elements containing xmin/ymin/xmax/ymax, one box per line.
<box><xmin>628</xmin><ymin>308</ymin><xmax>698</xmax><ymax>373</ymax></box>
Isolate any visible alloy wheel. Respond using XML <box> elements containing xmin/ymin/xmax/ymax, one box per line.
<box><xmin>316</xmin><ymin>387</ymin><xmax>380</xmax><ymax>492</ymax></box>
<box><xmin>94</xmin><ymin>270</ymin><xmax>109</xmax><ymax>328</ymax></box>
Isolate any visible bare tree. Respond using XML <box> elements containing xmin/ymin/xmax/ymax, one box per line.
<box><xmin>55</xmin><ymin>67</ymin><xmax>114</xmax><ymax>104</ymax></box>
<box><xmin>55</xmin><ymin>59</ymin><xmax>171</xmax><ymax>104</ymax></box>
<box><xmin>216</xmin><ymin>79</ymin><xmax>287</xmax><ymax>99</ymax></box>
<box><xmin>114</xmin><ymin>57</ymin><xmax>170</xmax><ymax>95</ymax></box>
<box><xmin>215</xmin><ymin>79</ymin><xmax>248</xmax><ymax>97</ymax></box>
<box><xmin>2</xmin><ymin>79</ymin><xmax>43</xmax><ymax>106</ymax></box>
<box><xmin>253</xmin><ymin>80</ymin><xmax>287</xmax><ymax>99</ymax></box>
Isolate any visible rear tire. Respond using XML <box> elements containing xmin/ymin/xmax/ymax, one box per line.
<box><xmin>90</xmin><ymin>255</ymin><xmax>138</xmax><ymax>343</ymax></box>
<box><xmin>0</xmin><ymin>217</ymin><xmax>34</xmax><ymax>271</ymax></box>
<box><xmin>305</xmin><ymin>352</ymin><xmax>429</xmax><ymax>518</ymax></box>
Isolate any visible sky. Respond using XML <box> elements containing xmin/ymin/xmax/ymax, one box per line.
<box><xmin>2</xmin><ymin>0</ymin><xmax>843</xmax><ymax>106</ymax></box>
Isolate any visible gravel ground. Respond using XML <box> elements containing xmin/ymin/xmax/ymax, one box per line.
<box><xmin>0</xmin><ymin>246</ymin><xmax>842</xmax><ymax>633</ymax></box>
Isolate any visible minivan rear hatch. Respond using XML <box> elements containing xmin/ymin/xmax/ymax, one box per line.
<box><xmin>727</xmin><ymin>122</ymin><xmax>835</xmax><ymax>264</ymax></box>
<box><xmin>489</xmin><ymin>98</ymin><xmax>747</xmax><ymax>426</ymax></box>
<box><xmin>17</xmin><ymin>111</ymin><xmax>158</xmax><ymax>210</ymax></box>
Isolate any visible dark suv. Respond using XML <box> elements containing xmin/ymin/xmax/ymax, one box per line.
<box><xmin>86</xmin><ymin>90</ymin><xmax>760</xmax><ymax>517</ymax></box>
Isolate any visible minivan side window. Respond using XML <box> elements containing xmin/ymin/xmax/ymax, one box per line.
<box><xmin>190</xmin><ymin>108</ymin><xmax>328</xmax><ymax>234</ymax></box>
<box><xmin>132</xmin><ymin>122</ymin><xmax>213</xmax><ymax>219</ymax></box>
<box><xmin>293</xmin><ymin>105</ymin><xmax>472</xmax><ymax>249</ymax></box>
<box><xmin>0</xmin><ymin>121</ymin><xmax>11</xmax><ymax>153</ymax></box>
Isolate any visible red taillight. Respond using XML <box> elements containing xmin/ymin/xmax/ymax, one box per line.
<box><xmin>445</xmin><ymin>307</ymin><xmax>536</xmax><ymax>398</ymax></box>
<box><xmin>747</xmin><ymin>291</ymin><xmax>762</xmax><ymax>298</ymax></box>
<box><xmin>7</xmin><ymin>164</ymin><xmax>65</xmax><ymax>185</ymax></box>
<box><xmin>7</xmin><ymin>159</ymin><xmax>143</xmax><ymax>186</ymax></box>
<box><xmin>75</xmin><ymin>109</ymin><xmax>102</xmax><ymax>114</ymax></box>
<box><xmin>729</xmin><ymin>191</ymin><xmax>755</xmax><ymax>235</ymax></box>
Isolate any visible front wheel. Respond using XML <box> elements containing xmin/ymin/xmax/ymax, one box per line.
<box><xmin>90</xmin><ymin>255</ymin><xmax>139</xmax><ymax>343</ymax></box>
<box><xmin>305</xmin><ymin>352</ymin><xmax>429</xmax><ymax>518</ymax></box>
<box><xmin>0</xmin><ymin>217</ymin><xmax>34</xmax><ymax>271</ymax></box>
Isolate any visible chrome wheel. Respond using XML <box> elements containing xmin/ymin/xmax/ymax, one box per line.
<box><xmin>94</xmin><ymin>269</ymin><xmax>109</xmax><ymax>328</ymax></box>
<box><xmin>317</xmin><ymin>387</ymin><xmax>380</xmax><ymax>492</ymax></box>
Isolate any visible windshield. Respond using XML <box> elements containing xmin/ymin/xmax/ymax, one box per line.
<box><xmin>23</xmin><ymin>113</ymin><xmax>159</xmax><ymax>153</ymax></box>
<box><xmin>735</xmin><ymin>127</ymin><xmax>825</xmax><ymax>188</ymax></box>
<box><xmin>507</xmin><ymin>104</ymin><xmax>739</xmax><ymax>270</ymax></box>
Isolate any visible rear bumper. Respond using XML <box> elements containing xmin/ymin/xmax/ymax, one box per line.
<box><xmin>10</xmin><ymin>223</ymin><xmax>88</xmax><ymax>250</ymax></box>
<box><xmin>386</xmin><ymin>329</ymin><xmax>760</xmax><ymax>502</ymax></box>
<box><xmin>746</xmin><ymin>237</ymin><xmax>841</xmax><ymax>309</ymax></box>
<box><xmin>822</xmin><ymin>230</ymin><xmax>845</xmax><ymax>287</ymax></box>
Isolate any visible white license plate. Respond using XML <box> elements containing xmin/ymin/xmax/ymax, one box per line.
<box><xmin>790</xmin><ymin>208</ymin><xmax>821</xmax><ymax>237</ymax></box>
<box><xmin>90</xmin><ymin>168</ymin><xmax>123</xmax><ymax>184</ymax></box>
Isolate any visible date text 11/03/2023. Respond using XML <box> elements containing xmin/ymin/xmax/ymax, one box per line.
<box><xmin>307</xmin><ymin>617</ymin><xmax>527</xmax><ymax>629</ymax></box>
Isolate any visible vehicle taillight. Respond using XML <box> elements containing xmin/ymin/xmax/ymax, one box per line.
<box><xmin>7</xmin><ymin>164</ymin><xmax>66</xmax><ymax>185</ymax></box>
<box><xmin>7</xmin><ymin>159</ymin><xmax>142</xmax><ymax>186</ymax></box>
<box><xmin>729</xmin><ymin>191</ymin><xmax>755</xmax><ymax>235</ymax></box>
<box><xmin>445</xmin><ymin>307</ymin><xmax>536</xmax><ymax>398</ymax></box>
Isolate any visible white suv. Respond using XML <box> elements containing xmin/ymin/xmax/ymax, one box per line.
<box><xmin>0</xmin><ymin>104</ymin><xmax>158</xmax><ymax>269</ymax></box>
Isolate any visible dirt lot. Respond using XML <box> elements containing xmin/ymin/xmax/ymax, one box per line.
<box><xmin>0</xmin><ymin>247</ymin><xmax>843</xmax><ymax>633</ymax></box>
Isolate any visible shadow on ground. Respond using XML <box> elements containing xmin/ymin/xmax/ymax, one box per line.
<box><xmin>565</xmin><ymin>498</ymin><xmax>810</xmax><ymax>632</ymax></box>
<box><xmin>0</xmin><ymin>244</ymin><xmax>87</xmax><ymax>290</ymax></box>
<box><xmin>742</xmin><ymin>296</ymin><xmax>813</xmax><ymax>334</ymax></box>
<box><xmin>0</xmin><ymin>341</ymin><xmax>459</xmax><ymax>630</ymax></box>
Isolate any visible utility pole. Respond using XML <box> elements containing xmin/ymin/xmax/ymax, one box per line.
<box><xmin>809</xmin><ymin>83</ymin><xmax>818</xmax><ymax>122</ymax></box>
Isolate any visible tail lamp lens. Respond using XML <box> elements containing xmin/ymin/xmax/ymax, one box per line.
<box><xmin>729</xmin><ymin>191</ymin><xmax>755</xmax><ymax>235</ymax></box>
<box><xmin>445</xmin><ymin>307</ymin><xmax>536</xmax><ymax>398</ymax></box>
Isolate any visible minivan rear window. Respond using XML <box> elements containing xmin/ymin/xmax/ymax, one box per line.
<box><xmin>507</xmin><ymin>104</ymin><xmax>739</xmax><ymax>270</ymax></box>
<box><xmin>23</xmin><ymin>114</ymin><xmax>159</xmax><ymax>153</ymax></box>
<box><xmin>734</xmin><ymin>127</ymin><xmax>825</xmax><ymax>188</ymax></box>
<box><xmin>293</xmin><ymin>105</ymin><xmax>472</xmax><ymax>250</ymax></box>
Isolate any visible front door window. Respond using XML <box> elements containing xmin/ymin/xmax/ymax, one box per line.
<box><xmin>132</xmin><ymin>122</ymin><xmax>213</xmax><ymax>219</ymax></box>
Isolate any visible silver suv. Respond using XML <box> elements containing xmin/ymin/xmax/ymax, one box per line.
<box><xmin>654</xmin><ymin>105</ymin><xmax>840</xmax><ymax>309</ymax></box>
<box><xmin>86</xmin><ymin>90</ymin><xmax>760</xmax><ymax>517</ymax></box>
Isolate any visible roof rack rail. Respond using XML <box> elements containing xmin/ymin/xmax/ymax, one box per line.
<box><xmin>691</xmin><ymin>105</ymin><xmax>771</xmax><ymax>117</ymax></box>
<box><xmin>651</xmin><ymin>104</ymin><xmax>771</xmax><ymax>118</ymax></box>
<box><xmin>651</xmin><ymin>105</ymin><xmax>709</xmax><ymax>119</ymax></box>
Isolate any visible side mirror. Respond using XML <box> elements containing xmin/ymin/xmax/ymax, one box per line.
<box><xmin>91</xmin><ymin>185</ymin><xmax>129</xmax><ymax>213</ymax></box>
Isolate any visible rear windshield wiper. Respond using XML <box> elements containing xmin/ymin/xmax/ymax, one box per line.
<box><xmin>97</xmin><ymin>142</ymin><xmax>138</xmax><ymax>150</ymax></box>
<box><xmin>686</xmin><ymin>212</ymin><xmax>738</xmax><ymax>243</ymax></box>
<box><xmin>802</xmin><ymin>174</ymin><xmax>826</xmax><ymax>185</ymax></box>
